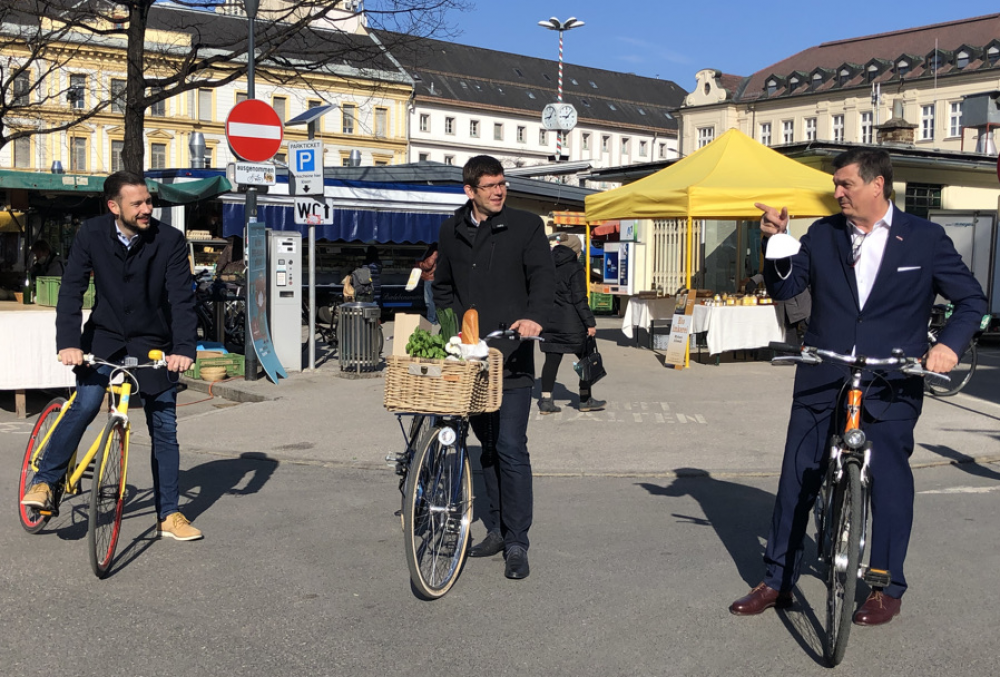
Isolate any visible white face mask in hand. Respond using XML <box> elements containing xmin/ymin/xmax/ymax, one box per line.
<box><xmin>765</xmin><ymin>232</ymin><xmax>802</xmax><ymax>259</ymax></box>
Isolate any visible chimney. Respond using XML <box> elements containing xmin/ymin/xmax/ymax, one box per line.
<box><xmin>876</xmin><ymin>99</ymin><xmax>917</xmax><ymax>146</ymax></box>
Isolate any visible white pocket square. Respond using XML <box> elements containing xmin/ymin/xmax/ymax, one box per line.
<box><xmin>897</xmin><ymin>266</ymin><xmax>921</xmax><ymax>272</ymax></box>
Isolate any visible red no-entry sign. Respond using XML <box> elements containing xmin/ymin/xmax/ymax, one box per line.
<box><xmin>226</xmin><ymin>99</ymin><xmax>283</xmax><ymax>162</ymax></box>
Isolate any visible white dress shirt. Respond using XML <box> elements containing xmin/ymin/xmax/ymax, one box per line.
<box><xmin>851</xmin><ymin>204</ymin><xmax>893</xmax><ymax>309</ymax></box>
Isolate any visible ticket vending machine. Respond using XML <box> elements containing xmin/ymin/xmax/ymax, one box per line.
<box><xmin>267</xmin><ymin>231</ymin><xmax>302</xmax><ymax>372</ymax></box>
<box><xmin>602</xmin><ymin>241</ymin><xmax>644</xmax><ymax>295</ymax></box>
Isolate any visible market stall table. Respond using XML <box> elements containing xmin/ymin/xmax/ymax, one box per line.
<box><xmin>0</xmin><ymin>302</ymin><xmax>88</xmax><ymax>418</ymax></box>
<box><xmin>620</xmin><ymin>297</ymin><xmax>676</xmax><ymax>341</ymax></box>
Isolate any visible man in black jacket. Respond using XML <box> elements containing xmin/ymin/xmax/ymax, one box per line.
<box><xmin>21</xmin><ymin>171</ymin><xmax>203</xmax><ymax>541</ymax></box>
<box><xmin>433</xmin><ymin>155</ymin><xmax>555</xmax><ymax>579</ymax></box>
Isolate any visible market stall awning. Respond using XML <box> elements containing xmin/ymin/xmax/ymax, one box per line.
<box><xmin>585</xmin><ymin>128</ymin><xmax>840</xmax><ymax>221</ymax></box>
<box><xmin>591</xmin><ymin>221</ymin><xmax>620</xmax><ymax>236</ymax></box>
<box><xmin>551</xmin><ymin>210</ymin><xmax>589</xmax><ymax>226</ymax></box>
<box><xmin>146</xmin><ymin>176</ymin><xmax>232</xmax><ymax>205</ymax></box>
<box><xmin>0</xmin><ymin>169</ymin><xmax>100</xmax><ymax>193</ymax></box>
<box><xmin>0</xmin><ymin>209</ymin><xmax>26</xmax><ymax>233</ymax></box>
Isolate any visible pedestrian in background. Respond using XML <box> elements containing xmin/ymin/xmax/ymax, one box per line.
<box><xmin>538</xmin><ymin>233</ymin><xmax>606</xmax><ymax>414</ymax></box>
<box><xmin>30</xmin><ymin>240</ymin><xmax>65</xmax><ymax>277</ymax></box>
<box><xmin>416</xmin><ymin>243</ymin><xmax>438</xmax><ymax>323</ymax></box>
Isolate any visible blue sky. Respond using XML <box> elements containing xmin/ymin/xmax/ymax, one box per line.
<box><xmin>445</xmin><ymin>2</ymin><xmax>1000</xmax><ymax>88</ymax></box>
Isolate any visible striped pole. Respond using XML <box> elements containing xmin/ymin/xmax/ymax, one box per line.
<box><xmin>556</xmin><ymin>29</ymin><xmax>564</xmax><ymax>158</ymax></box>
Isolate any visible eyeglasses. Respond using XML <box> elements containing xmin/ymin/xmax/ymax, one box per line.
<box><xmin>849</xmin><ymin>231</ymin><xmax>868</xmax><ymax>267</ymax></box>
<box><xmin>474</xmin><ymin>181</ymin><xmax>509</xmax><ymax>192</ymax></box>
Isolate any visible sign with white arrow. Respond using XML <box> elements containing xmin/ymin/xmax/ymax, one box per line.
<box><xmin>293</xmin><ymin>196</ymin><xmax>334</xmax><ymax>225</ymax></box>
<box><xmin>289</xmin><ymin>139</ymin><xmax>324</xmax><ymax>196</ymax></box>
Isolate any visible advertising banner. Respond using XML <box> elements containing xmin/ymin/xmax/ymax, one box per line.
<box><xmin>663</xmin><ymin>290</ymin><xmax>696</xmax><ymax>369</ymax></box>
<box><xmin>247</xmin><ymin>221</ymin><xmax>288</xmax><ymax>383</ymax></box>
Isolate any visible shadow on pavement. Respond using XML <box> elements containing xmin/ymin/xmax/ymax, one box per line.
<box><xmin>920</xmin><ymin>443</ymin><xmax>1000</xmax><ymax>481</ymax></box>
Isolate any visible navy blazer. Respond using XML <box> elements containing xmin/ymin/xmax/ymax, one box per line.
<box><xmin>764</xmin><ymin>205</ymin><xmax>986</xmax><ymax>420</ymax></box>
<box><xmin>56</xmin><ymin>213</ymin><xmax>197</xmax><ymax>394</ymax></box>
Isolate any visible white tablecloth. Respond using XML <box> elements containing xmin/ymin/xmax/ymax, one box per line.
<box><xmin>621</xmin><ymin>297</ymin><xmax>676</xmax><ymax>339</ymax></box>
<box><xmin>693</xmin><ymin>304</ymin><xmax>784</xmax><ymax>355</ymax></box>
<box><xmin>0</xmin><ymin>304</ymin><xmax>88</xmax><ymax>390</ymax></box>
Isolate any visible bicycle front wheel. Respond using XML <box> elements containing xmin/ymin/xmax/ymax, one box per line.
<box><xmin>19</xmin><ymin>397</ymin><xmax>66</xmax><ymax>533</ymax></box>
<box><xmin>88</xmin><ymin>418</ymin><xmax>127</xmax><ymax>578</ymax></box>
<box><xmin>824</xmin><ymin>461</ymin><xmax>862</xmax><ymax>667</ymax></box>
<box><xmin>403</xmin><ymin>423</ymin><xmax>472</xmax><ymax>599</ymax></box>
<box><xmin>926</xmin><ymin>342</ymin><xmax>977</xmax><ymax>397</ymax></box>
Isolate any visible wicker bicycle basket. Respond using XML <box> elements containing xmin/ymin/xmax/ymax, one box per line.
<box><xmin>384</xmin><ymin>348</ymin><xmax>503</xmax><ymax>416</ymax></box>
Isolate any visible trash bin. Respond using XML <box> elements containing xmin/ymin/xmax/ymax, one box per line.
<box><xmin>337</xmin><ymin>302</ymin><xmax>382</xmax><ymax>372</ymax></box>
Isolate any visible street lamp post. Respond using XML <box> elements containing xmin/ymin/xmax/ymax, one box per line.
<box><xmin>538</xmin><ymin>17</ymin><xmax>584</xmax><ymax>160</ymax></box>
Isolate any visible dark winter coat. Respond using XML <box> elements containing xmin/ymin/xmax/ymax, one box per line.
<box><xmin>541</xmin><ymin>244</ymin><xmax>595</xmax><ymax>354</ymax></box>
<box><xmin>433</xmin><ymin>201</ymin><xmax>555</xmax><ymax>390</ymax></box>
<box><xmin>56</xmin><ymin>213</ymin><xmax>197</xmax><ymax>395</ymax></box>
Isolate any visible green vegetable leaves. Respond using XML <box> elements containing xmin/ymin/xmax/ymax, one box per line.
<box><xmin>438</xmin><ymin>308</ymin><xmax>458</xmax><ymax>343</ymax></box>
<box><xmin>405</xmin><ymin>328</ymin><xmax>448</xmax><ymax>359</ymax></box>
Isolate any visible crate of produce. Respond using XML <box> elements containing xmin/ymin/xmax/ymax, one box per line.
<box><xmin>589</xmin><ymin>292</ymin><xmax>615</xmax><ymax>314</ymax></box>
<box><xmin>184</xmin><ymin>353</ymin><xmax>245</xmax><ymax>380</ymax></box>
<box><xmin>384</xmin><ymin>348</ymin><xmax>502</xmax><ymax>416</ymax></box>
<box><xmin>35</xmin><ymin>276</ymin><xmax>96</xmax><ymax>309</ymax></box>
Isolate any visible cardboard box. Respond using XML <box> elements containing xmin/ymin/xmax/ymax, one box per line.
<box><xmin>392</xmin><ymin>313</ymin><xmax>432</xmax><ymax>357</ymax></box>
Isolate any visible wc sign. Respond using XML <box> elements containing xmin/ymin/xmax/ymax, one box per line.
<box><xmin>293</xmin><ymin>197</ymin><xmax>334</xmax><ymax>225</ymax></box>
<box><xmin>288</xmin><ymin>139</ymin><xmax>324</xmax><ymax>196</ymax></box>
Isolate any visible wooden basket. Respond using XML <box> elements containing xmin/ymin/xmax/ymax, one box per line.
<box><xmin>384</xmin><ymin>348</ymin><xmax>503</xmax><ymax>416</ymax></box>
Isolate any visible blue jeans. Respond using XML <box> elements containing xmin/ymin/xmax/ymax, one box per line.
<box><xmin>469</xmin><ymin>386</ymin><xmax>533</xmax><ymax>550</ymax></box>
<box><xmin>35</xmin><ymin>366</ymin><xmax>181</xmax><ymax>520</ymax></box>
<box><xmin>423</xmin><ymin>279</ymin><xmax>437</xmax><ymax>324</ymax></box>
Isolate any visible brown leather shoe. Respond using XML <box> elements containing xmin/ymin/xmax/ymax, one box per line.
<box><xmin>729</xmin><ymin>582</ymin><xmax>793</xmax><ymax>615</ymax></box>
<box><xmin>853</xmin><ymin>590</ymin><xmax>901</xmax><ymax>626</ymax></box>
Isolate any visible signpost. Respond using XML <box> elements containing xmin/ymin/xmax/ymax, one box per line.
<box><xmin>225</xmin><ymin>99</ymin><xmax>283</xmax><ymax>162</ymax></box>
<box><xmin>232</xmin><ymin>162</ymin><xmax>277</xmax><ymax>186</ymax></box>
<box><xmin>288</xmin><ymin>140</ymin><xmax>324</xmax><ymax>196</ymax></box>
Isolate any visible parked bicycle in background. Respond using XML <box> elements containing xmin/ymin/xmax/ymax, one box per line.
<box><xmin>924</xmin><ymin>303</ymin><xmax>990</xmax><ymax>397</ymax></box>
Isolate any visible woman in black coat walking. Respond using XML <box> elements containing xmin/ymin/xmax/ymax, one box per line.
<box><xmin>538</xmin><ymin>234</ymin><xmax>606</xmax><ymax>414</ymax></box>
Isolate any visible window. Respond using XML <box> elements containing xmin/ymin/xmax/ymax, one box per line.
<box><xmin>307</xmin><ymin>99</ymin><xmax>323</xmax><ymax>135</ymax></box>
<box><xmin>929</xmin><ymin>53</ymin><xmax>943</xmax><ymax>72</ymax></box>
<box><xmin>601</xmin><ymin>135</ymin><xmax>609</xmax><ymax>153</ymax></box>
<box><xmin>342</xmin><ymin>103</ymin><xmax>356</xmax><ymax>134</ymax></box>
<box><xmin>444</xmin><ymin>155</ymin><xmax>454</xmax><ymax>166</ymax></box>
<box><xmin>956</xmin><ymin>51</ymin><xmax>969</xmax><ymax>69</ymax></box>
<box><xmin>789</xmin><ymin>76</ymin><xmax>800</xmax><ymax>90</ymax></box>
<box><xmin>760</xmin><ymin>122</ymin><xmax>772</xmax><ymax>146</ymax></box>
<box><xmin>897</xmin><ymin>60</ymin><xmax>910</xmax><ymax>77</ymax></box>
<box><xmin>111</xmin><ymin>78</ymin><xmax>126</xmax><ymax>114</ymax></box>
<box><xmin>13</xmin><ymin>136</ymin><xmax>30</xmax><ymax>168</ymax></box>
<box><xmin>832</xmin><ymin>115</ymin><xmax>844</xmax><ymax>143</ymax></box>
<box><xmin>838</xmin><ymin>69</ymin><xmax>851</xmax><ymax>86</ymax></box>
<box><xmin>419</xmin><ymin>113</ymin><xmax>429</xmax><ymax>132</ymax></box>
<box><xmin>375</xmin><ymin>108</ymin><xmax>387</xmax><ymax>137</ymax></box>
<box><xmin>469</xmin><ymin>119</ymin><xmax>479</xmax><ymax>137</ymax></box>
<box><xmin>810</xmin><ymin>73</ymin><xmax>822</xmax><ymax>91</ymax></box>
<box><xmin>582</xmin><ymin>133</ymin><xmax>590</xmax><ymax>151</ymax></box>
<box><xmin>949</xmin><ymin>101</ymin><xmax>963</xmax><ymax>137</ymax></box>
<box><xmin>861</xmin><ymin>112</ymin><xmax>873</xmax><ymax>144</ymax></box>
<box><xmin>905</xmin><ymin>183</ymin><xmax>942</xmax><ymax>219</ymax></box>
<box><xmin>150</xmin><ymin>142</ymin><xmax>167</xmax><ymax>170</ymax></box>
<box><xmin>418</xmin><ymin>152</ymin><xmax>429</xmax><ymax>162</ymax></box>
<box><xmin>493</xmin><ymin>123</ymin><xmax>503</xmax><ymax>141</ymax></box>
<box><xmin>658</xmin><ymin>143</ymin><xmax>667</xmax><ymax>159</ymax></box>
<box><xmin>13</xmin><ymin>73</ymin><xmax>30</xmax><ymax>106</ymax></box>
<box><xmin>782</xmin><ymin>120</ymin><xmax>794</xmax><ymax>144</ymax></box>
<box><xmin>235</xmin><ymin>92</ymin><xmax>247</xmax><ymax>105</ymax></box>
<box><xmin>198</xmin><ymin>88</ymin><xmax>212</xmax><ymax>121</ymax></box>
<box><xmin>805</xmin><ymin>117</ymin><xmax>817</xmax><ymax>141</ymax></box>
<box><xmin>272</xmin><ymin>96</ymin><xmax>286</xmax><ymax>121</ymax></box>
<box><xmin>274</xmin><ymin>153</ymin><xmax>286</xmax><ymax>165</ymax></box>
<box><xmin>621</xmin><ymin>138</ymin><xmax>629</xmax><ymax>155</ymax></box>
<box><xmin>69</xmin><ymin>74</ymin><xmax>86</xmax><ymax>109</ymax></box>
<box><xmin>149</xmin><ymin>89</ymin><xmax>165</xmax><ymax>117</ymax></box>
<box><xmin>990</xmin><ymin>46</ymin><xmax>1000</xmax><ymax>66</ymax></box>
<box><xmin>444</xmin><ymin>117</ymin><xmax>455</xmax><ymax>135</ymax></box>
<box><xmin>866</xmin><ymin>65</ymin><xmax>878</xmax><ymax>83</ymax></box>
<box><xmin>539</xmin><ymin>130</ymin><xmax>547</xmax><ymax>145</ymax></box>
<box><xmin>111</xmin><ymin>140</ymin><xmax>123</xmax><ymax>173</ymax></box>
<box><xmin>921</xmin><ymin>104</ymin><xmax>935</xmax><ymax>140</ymax></box>
<box><xmin>70</xmin><ymin>137</ymin><xmax>87</xmax><ymax>171</ymax></box>
<box><xmin>516</xmin><ymin>126</ymin><xmax>526</xmax><ymax>143</ymax></box>
<box><xmin>766</xmin><ymin>79</ymin><xmax>777</xmax><ymax>96</ymax></box>
<box><xmin>696</xmin><ymin>127</ymin><xmax>715</xmax><ymax>148</ymax></box>
<box><xmin>639</xmin><ymin>140</ymin><xmax>647</xmax><ymax>157</ymax></box>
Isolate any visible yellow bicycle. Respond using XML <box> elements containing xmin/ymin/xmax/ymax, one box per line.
<box><xmin>18</xmin><ymin>351</ymin><xmax>167</xmax><ymax>578</ymax></box>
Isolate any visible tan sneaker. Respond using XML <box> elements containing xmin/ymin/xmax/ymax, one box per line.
<box><xmin>157</xmin><ymin>512</ymin><xmax>203</xmax><ymax>541</ymax></box>
<box><xmin>21</xmin><ymin>482</ymin><xmax>52</xmax><ymax>509</ymax></box>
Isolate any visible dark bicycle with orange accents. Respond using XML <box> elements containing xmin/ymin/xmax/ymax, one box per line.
<box><xmin>770</xmin><ymin>342</ymin><xmax>949</xmax><ymax>667</ymax></box>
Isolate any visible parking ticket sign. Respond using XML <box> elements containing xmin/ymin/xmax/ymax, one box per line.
<box><xmin>289</xmin><ymin>140</ymin><xmax>324</xmax><ymax>196</ymax></box>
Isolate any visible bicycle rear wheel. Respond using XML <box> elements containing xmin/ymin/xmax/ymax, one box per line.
<box><xmin>824</xmin><ymin>461</ymin><xmax>862</xmax><ymax>667</ymax></box>
<box><xmin>403</xmin><ymin>423</ymin><xmax>472</xmax><ymax>599</ymax></box>
<box><xmin>18</xmin><ymin>397</ymin><xmax>66</xmax><ymax>533</ymax></box>
<box><xmin>926</xmin><ymin>342</ymin><xmax>977</xmax><ymax>397</ymax></box>
<box><xmin>88</xmin><ymin>418</ymin><xmax>127</xmax><ymax>579</ymax></box>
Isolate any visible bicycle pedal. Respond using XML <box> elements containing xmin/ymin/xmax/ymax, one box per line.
<box><xmin>37</xmin><ymin>507</ymin><xmax>59</xmax><ymax>517</ymax></box>
<box><xmin>863</xmin><ymin>568</ymin><xmax>892</xmax><ymax>587</ymax></box>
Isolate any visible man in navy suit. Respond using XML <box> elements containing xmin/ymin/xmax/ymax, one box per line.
<box><xmin>21</xmin><ymin>171</ymin><xmax>203</xmax><ymax>541</ymax></box>
<box><xmin>729</xmin><ymin>148</ymin><xmax>986</xmax><ymax>625</ymax></box>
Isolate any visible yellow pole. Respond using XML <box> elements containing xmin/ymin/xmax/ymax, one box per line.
<box><xmin>585</xmin><ymin>222</ymin><xmax>591</xmax><ymax>302</ymax></box>
<box><xmin>684</xmin><ymin>215</ymin><xmax>692</xmax><ymax>368</ymax></box>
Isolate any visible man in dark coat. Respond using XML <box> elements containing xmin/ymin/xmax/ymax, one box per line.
<box><xmin>433</xmin><ymin>155</ymin><xmax>555</xmax><ymax>580</ymax></box>
<box><xmin>21</xmin><ymin>171</ymin><xmax>203</xmax><ymax>541</ymax></box>
<box><xmin>729</xmin><ymin>148</ymin><xmax>985</xmax><ymax>626</ymax></box>
<box><xmin>538</xmin><ymin>233</ymin><xmax>605</xmax><ymax>414</ymax></box>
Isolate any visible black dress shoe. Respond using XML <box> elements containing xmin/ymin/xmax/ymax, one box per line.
<box><xmin>504</xmin><ymin>546</ymin><xmax>530</xmax><ymax>580</ymax></box>
<box><xmin>469</xmin><ymin>531</ymin><xmax>504</xmax><ymax>558</ymax></box>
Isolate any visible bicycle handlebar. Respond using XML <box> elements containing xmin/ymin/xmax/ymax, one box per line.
<box><xmin>484</xmin><ymin>329</ymin><xmax>544</xmax><ymax>342</ymax></box>
<box><xmin>768</xmin><ymin>342</ymin><xmax>950</xmax><ymax>385</ymax></box>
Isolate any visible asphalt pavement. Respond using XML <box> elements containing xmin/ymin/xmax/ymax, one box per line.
<box><xmin>1</xmin><ymin>316</ymin><xmax>999</xmax><ymax>676</ymax></box>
